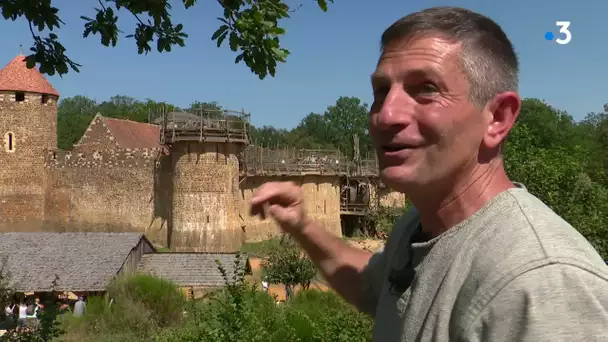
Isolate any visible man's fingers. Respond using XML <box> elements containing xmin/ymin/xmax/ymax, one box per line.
<box><xmin>249</xmin><ymin>181</ymin><xmax>299</xmax><ymax>217</ymax></box>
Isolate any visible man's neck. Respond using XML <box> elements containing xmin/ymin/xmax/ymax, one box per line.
<box><xmin>409</xmin><ymin>159</ymin><xmax>514</xmax><ymax>238</ymax></box>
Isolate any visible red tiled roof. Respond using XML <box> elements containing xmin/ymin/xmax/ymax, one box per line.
<box><xmin>100</xmin><ymin>116</ymin><xmax>161</xmax><ymax>149</ymax></box>
<box><xmin>0</xmin><ymin>55</ymin><xmax>59</xmax><ymax>96</ymax></box>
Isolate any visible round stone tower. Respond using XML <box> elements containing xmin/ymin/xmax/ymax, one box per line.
<box><xmin>160</xmin><ymin>110</ymin><xmax>250</xmax><ymax>252</ymax></box>
<box><xmin>0</xmin><ymin>54</ymin><xmax>59</xmax><ymax>230</ymax></box>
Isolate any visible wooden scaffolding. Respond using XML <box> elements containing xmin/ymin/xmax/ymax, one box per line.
<box><xmin>154</xmin><ymin>107</ymin><xmax>251</xmax><ymax>145</ymax></box>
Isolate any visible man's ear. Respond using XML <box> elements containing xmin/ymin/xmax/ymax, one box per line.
<box><xmin>483</xmin><ymin>92</ymin><xmax>520</xmax><ymax>149</ymax></box>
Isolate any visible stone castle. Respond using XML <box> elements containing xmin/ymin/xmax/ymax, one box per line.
<box><xmin>0</xmin><ymin>55</ymin><xmax>405</xmax><ymax>252</ymax></box>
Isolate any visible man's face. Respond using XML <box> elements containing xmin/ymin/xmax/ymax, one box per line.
<box><xmin>369</xmin><ymin>35</ymin><xmax>489</xmax><ymax>192</ymax></box>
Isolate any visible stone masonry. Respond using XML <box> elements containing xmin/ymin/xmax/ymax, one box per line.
<box><xmin>0</xmin><ymin>55</ymin><xmax>405</xmax><ymax>252</ymax></box>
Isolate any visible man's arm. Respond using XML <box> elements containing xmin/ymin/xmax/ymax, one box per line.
<box><xmin>461</xmin><ymin>263</ymin><xmax>608</xmax><ymax>342</ymax></box>
<box><xmin>249</xmin><ymin>181</ymin><xmax>396</xmax><ymax>313</ymax></box>
<box><xmin>291</xmin><ymin>220</ymin><xmax>374</xmax><ymax>310</ymax></box>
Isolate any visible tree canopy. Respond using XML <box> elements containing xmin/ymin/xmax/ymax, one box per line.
<box><xmin>0</xmin><ymin>0</ymin><xmax>333</xmax><ymax>78</ymax></box>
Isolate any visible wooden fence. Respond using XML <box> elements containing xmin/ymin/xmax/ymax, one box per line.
<box><xmin>154</xmin><ymin>109</ymin><xmax>251</xmax><ymax>144</ymax></box>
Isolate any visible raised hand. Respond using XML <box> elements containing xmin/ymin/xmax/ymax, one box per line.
<box><xmin>250</xmin><ymin>181</ymin><xmax>311</xmax><ymax>234</ymax></box>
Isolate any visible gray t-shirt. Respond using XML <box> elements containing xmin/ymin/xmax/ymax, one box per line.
<box><xmin>360</xmin><ymin>186</ymin><xmax>608</xmax><ymax>341</ymax></box>
<box><xmin>73</xmin><ymin>300</ymin><xmax>85</xmax><ymax>317</ymax></box>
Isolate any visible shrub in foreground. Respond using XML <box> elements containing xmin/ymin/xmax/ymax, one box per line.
<box><xmin>60</xmin><ymin>274</ymin><xmax>186</xmax><ymax>341</ymax></box>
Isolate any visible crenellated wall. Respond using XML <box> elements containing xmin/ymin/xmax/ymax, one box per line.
<box><xmin>42</xmin><ymin>148</ymin><xmax>169</xmax><ymax>246</ymax></box>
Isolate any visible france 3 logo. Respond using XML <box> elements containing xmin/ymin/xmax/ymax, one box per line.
<box><xmin>545</xmin><ymin>21</ymin><xmax>572</xmax><ymax>45</ymax></box>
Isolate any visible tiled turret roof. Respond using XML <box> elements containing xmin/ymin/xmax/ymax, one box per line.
<box><xmin>0</xmin><ymin>54</ymin><xmax>59</xmax><ymax>96</ymax></box>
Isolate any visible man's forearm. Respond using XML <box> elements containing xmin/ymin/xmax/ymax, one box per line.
<box><xmin>291</xmin><ymin>219</ymin><xmax>372</xmax><ymax>308</ymax></box>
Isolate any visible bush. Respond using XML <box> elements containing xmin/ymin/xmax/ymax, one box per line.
<box><xmin>60</xmin><ymin>274</ymin><xmax>186</xmax><ymax>342</ymax></box>
<box><xmin>155</xmin><ymin>255</ymin><xmax>373</xmax><ymax>342</ymax></box>
<box><xmin>107</xmin><ymin>274</ymin><xmax>186</xmax><ymax>327</ymax></box>
<box><xmin>283</xmin><ymin>290</ymin><xmax>373</xmax><ymax>342</ymax></box>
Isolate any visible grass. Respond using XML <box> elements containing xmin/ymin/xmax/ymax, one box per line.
<box><xmin>239</xmin><ymin>237</ymin><xmax>282</xmax><ymax>257</ymax></box>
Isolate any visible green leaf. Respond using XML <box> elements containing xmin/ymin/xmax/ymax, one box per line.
<box><xmin>212</xmin><ymin>24</ymin><xmax>229</xmax><ymax>40</ymax></box>
<box><xmin>317</xmin><ymin>0</ymin><xmax>329</xmax><ymax>12</ymax></box>
<box><xmin>217</xmin><ymin>31</ymin><xmax>228</xmax><ymax>47</ymax></box>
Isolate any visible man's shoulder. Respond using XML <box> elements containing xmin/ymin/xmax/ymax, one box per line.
<box><xmin>456</xmin><ymin>187</ymin><xmax>606</xmax><ymax>316</ymax></box>
<box><xmin>496</xmin><ymin>187</ymin><xmax>604</xmax><ymax>265</ymax></box>
<box><xmin>458</xmin><ymin>262</ymin><xmax>608</xmax><ymax>340</ymax></box>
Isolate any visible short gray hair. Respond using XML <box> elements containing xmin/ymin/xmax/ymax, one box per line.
<box><xmin>380</xmin><ymin>7</ymin><xmax>519</xmax><ymax>108</ymax></box>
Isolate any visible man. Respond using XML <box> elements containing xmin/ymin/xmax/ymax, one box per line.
<box><xmin>73</xmin><ymin>297</ymin><xmax>85</xmax><ymax>317</ymax></box>
<box><xmin>250</xmin><ymin>6</ymin><xmax>608</xmax><ymax>341</ymax></box>
<box><xmin>16</xmin><ymin>300</ymin><xmax>27</xmax><ymax>328</ymax></box>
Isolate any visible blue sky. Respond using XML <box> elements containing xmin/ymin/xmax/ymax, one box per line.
<box><xmin>0</xmin><ymin>0</ymin><xmax>605</xmax><ymax>128</ymax></box>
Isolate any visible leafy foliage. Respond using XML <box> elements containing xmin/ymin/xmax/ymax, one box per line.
<box><xmin>504</xmin><ymin>99</ymin><xmax>608</xmax><ymax>257</ymax></box>
<box><xmin>0</xmin><ymin>0</ymin><xmax>333</xmax><ymax>78</ymax></box>
<box><xmin>249</xmin><ymin>96</ymin><xmax>372</xmax><ymax>158</ymax></box>
<box><xmin>153</xmin><ymin>254</ymin><xmax>371</xmax><ymax>342</ymax></box>
<box><xmin>261</xmin><ymin>235</ymin><xmax>317</xmax><ymax>296</ymax></box>
<box><xmin>60</xmin><ymin>274</ymin><xmax>187</xmax><ymax>341</ymax></box>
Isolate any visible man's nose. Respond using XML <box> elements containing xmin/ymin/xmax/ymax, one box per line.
<box><xmin>374</xmin><ymin>90</ymin><xmax>414</xmax><ymax>129</ymax></box>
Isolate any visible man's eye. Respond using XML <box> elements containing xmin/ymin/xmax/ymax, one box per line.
<box><xmin>407</xmin><ymin>83</ymin><xmax>438</xmax><ymax>96</ymax></box>
<box><xmin>373</xmin><ymin>86</ymin><xmax>389</xmax><ymax>100</ymax></box>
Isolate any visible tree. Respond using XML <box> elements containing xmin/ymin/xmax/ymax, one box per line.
<box><xmin>187</xmin><ymin>101</ymin><xmax>222</xmax><ymax>113</ymax></box>
<box><xmin>250</xmin><ymin>125</ymin><xmax>291</xmax><ymax>147</ymax></box>
<box><xmin>321</xmin><ymin>96</ymin><xmax>372</xmax><ymax>158</ymax></box>
<box><xmin>56</xmin><ymin>95</ymin><xmax>178</xmax><ymax>149</ymax></box>
<box><xmin>504</xmin><ymin>99</ymin><xmax>608</xmax><ymax>258</ymax></box>
<box><xmin>0</xmin><ymin>0</ymin><xmax>333</xmax><ymax>79</ymax></box>
<box><xmin>261</xmin><ymin>235</ymin><xmax>316</xmax><ymax>299</ymax></box>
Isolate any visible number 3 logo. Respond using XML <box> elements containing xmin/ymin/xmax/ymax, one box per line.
<box><xmin>555</xmin><ymin>21</ymin><xmax>572</xmax><ymax>45</ymax></box>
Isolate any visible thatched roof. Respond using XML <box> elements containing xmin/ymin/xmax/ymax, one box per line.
<box><xmin>137</xmin><ymin>253</ymin><xmax>250</xmax><ymax>287</ymax></box>
<box><xmin>0</xmin><ymin>232</ymin><xmax>152</xmax><ymax>292</ymax></box>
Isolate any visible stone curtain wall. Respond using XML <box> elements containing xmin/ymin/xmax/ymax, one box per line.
<box><xmin>43</xmin><ymin>148</ymin><xmax>168</xmax><ymax>246</ymax></box>
<box><xmin>170</xmin><ymin>141</ymin><xmax>244</xmax><ymax>252</ymax></box>
<box><xmin>239</xmin><ymin>175</ymin><xmax>342</xmax><ymax>243</ymax></box>
<box><xmin>0</xmin><ymin>91</ymin><xmax>58</xmax><ymax>231</ymax></box>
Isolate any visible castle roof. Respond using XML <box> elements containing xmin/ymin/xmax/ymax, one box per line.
<box><xmin>0</xmin><ymin>54</ymin><xmax>59</xmax><ymax>96</ymax></box>
<box><xmin>137</xmin><ymin>253</ymin><xmax>251</xmax><ymax>288</ymax></box>
<box><xmin>0</xmin><ymin>232</ymin><xmax>154</xmax><ymax>292</ymax></box>
<box><xmin>100</xmin><ymin>115</ymin><xmax>161</xmax><ymax>149</ymax></box>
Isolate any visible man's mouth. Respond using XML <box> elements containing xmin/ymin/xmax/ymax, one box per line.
<box><xmin>382</xmin><ymin>144</ymin><xmax>416</xmax><ymax>152</ymax></box>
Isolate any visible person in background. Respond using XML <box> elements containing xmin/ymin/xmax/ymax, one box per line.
<box><xmin>17</xmin><ymin>300</ymin><xmax>27</xmax><ymax>328</ymax></box>
<box><xmin>31</xmin><ymin>298</ymin><xmax>42</xmax><ymax>319</ymax></box>
<box><xmin>4</xmin><ymin>301</ymin><xmax>14</xmax><ymax>319</ymax></box>
<box><xmin>73</xmin><ymin>296</ymin><xmax>86</xmax><ymax>317</ymax></box>
<box><xmin>3</xmin><ymin>301</ymin><xmax>15</xmax><ymax>327</ymax></box>
<box><xmin>34</xmin><ymin>298</ymin><xmax>43</xmax><ymax>311</ymax></box>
